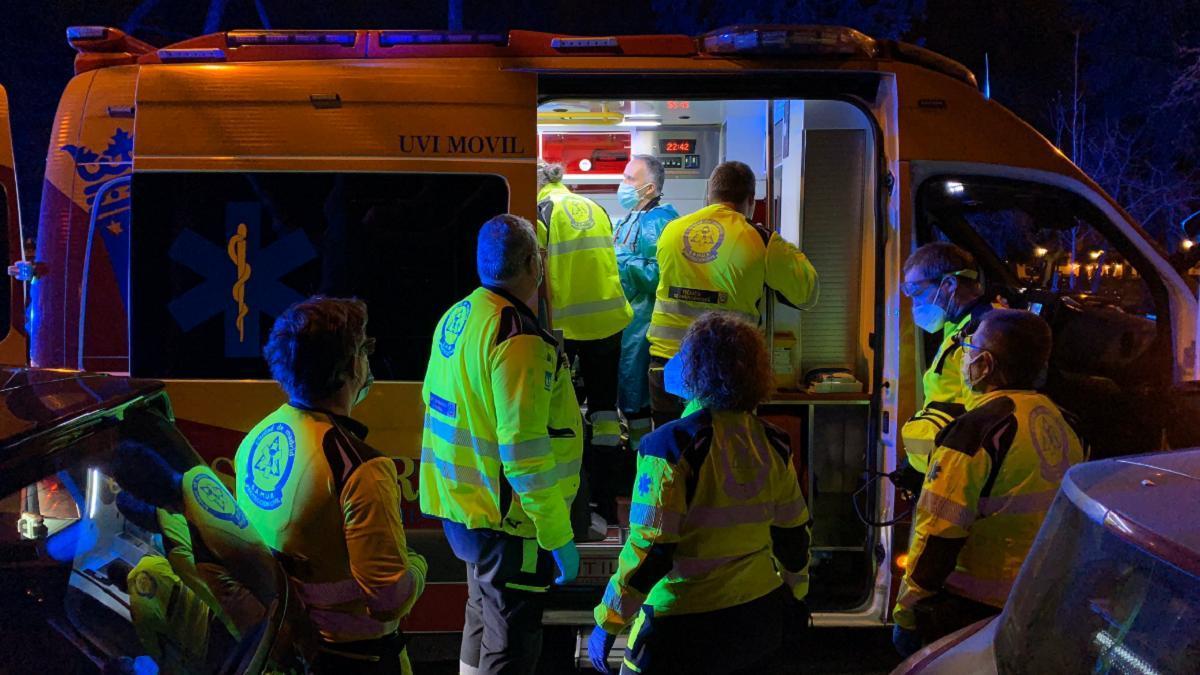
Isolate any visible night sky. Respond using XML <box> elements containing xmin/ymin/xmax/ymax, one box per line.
<box><xmin>2</xmin><ymin>1</ymin><xmax>1196</xmax><ymax>245</ymax></box>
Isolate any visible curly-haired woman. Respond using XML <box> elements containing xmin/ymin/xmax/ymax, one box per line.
<box><xmin>587</xmin><ymin>312</ymin><xmax>812</xmax><ymax>674</ymax></box>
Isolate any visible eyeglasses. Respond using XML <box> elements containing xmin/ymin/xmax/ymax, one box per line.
<box><xmin>359</xmin><ymin>337</ymin><xmax>376</xmax><ymax>357</ymax></box>
<box><xmin>956</xmin><ymin>336</ymin><xmax>987</xmax><ymax>353</ymax></box>
<box><xmin>900</xmin><ymin>269</ymin><xmax>979</xmax><ymax>298</ymax></box>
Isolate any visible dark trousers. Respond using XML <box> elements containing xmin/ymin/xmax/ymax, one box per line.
<box><xmin>565</xmin><ymin>331</ymin><xmax>622</xmax><ymax>417</ymax></box>
<box><xmin>567</xmin><ymin>331</ymin><xmax>628</xmax><ymax>522</ymax></box>
<box><xmin>621</xmin><ymin>586</ymin><xmax>796</xmax><ymax>675</ymax></box>
<box><xmin>444</xmin><ymin>522</ymin><xmax>555</xmax><ymax>675</ymax></box>
<box><xmin>647</xmin><ymin>357</ymin><xmax>684</xmax><ymax>429</ymax></box>
<box><xmin>913</xmin><ymin>591</ymin><xmax>1001</xmax><ymax>645</ymax></box>
<box><xmin>313</xmin><ymin>631</ymin><xmax>407</xmax><ymax>675</ymax></box>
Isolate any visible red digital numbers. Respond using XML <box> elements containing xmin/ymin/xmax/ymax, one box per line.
<box><xmin>660</xmin><ymin>139</ymin><xmax>694</xmax><ymax>154</ymax></box>
<box><xmin>667</xmin><ymin>101</ymin><xmax>691</xmax><ymax>110</ymax></box>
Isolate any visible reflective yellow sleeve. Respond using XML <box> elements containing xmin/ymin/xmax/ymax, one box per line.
<box><xmin>594</xmin><ymin>453</ymin><xmax>686</xmax><ymax>635</ymax></box>
<box><xmin>492</xmin><ymin>334</ymin><xmax>572</xmax><ymax>551</ymax></box>
<box><xmin>893</xmin><ymin>446</ymin><xmax>990</xmax><ymax>629</ymax></box>
<box><xmin>764</xmin><ymin>233</ymin><xmax>819</xmax><ymax>309</ymax></box>
<box><xmin>158</xmin><ymin>509</ymin><xmax>242</xmax><ymax>638</ymax></box>
<box><xmin>901</xmin><ymin>403</ymin><xmax>964</xmax><ymax>474</ymax></box>
<box><xmin>771</xmin><ymin>457</ymin><xmax>812</xmax><ymax>601</ymax></box>
<box><xmin>342</xmin><ymin>457</ymin><xmax>422</xmax><ymax>622</ymax></box>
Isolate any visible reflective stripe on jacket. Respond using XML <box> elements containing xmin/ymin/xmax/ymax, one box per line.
<box><xmin>235</xmin><ymin>404</ymin><xmax>424</xmax><ymax>643</ymax></box>
<box><xmin>901</xmin><ymin>299</ymin><xmax>998</xmax><ymax>472</ymax></box>
<box><xmin>420</xmin><ymin>285</ymin><xmax>583</xmax><ymax>552</ymax></box>
<box><xmin>893</xmin><ymin>391</ymin><xmax>1087</xmax><ymax>629</ymax></box>
<box><xmin>648</xmin><ymin>204</ymin><xmax>818</xmax><ymax>359</ymax></box>
<box><xmin>593</xmin><ymin>409</ymin><xmax>811</xmax><ymax>634</ymax></box>
<box><xmin>537</xmin><ymin>182</ymin><xmax>633</xmax><ymax>341</ymax></box>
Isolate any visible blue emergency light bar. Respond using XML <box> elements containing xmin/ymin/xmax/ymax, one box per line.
<box><xmin>701</xmin><ymin>25</ymin><xmax>877</xmax><ymax>58</ymax></box>
<box><xmin>226</xmin><ymin>31</ymin><xmax>358</xmax><ymax>47</ymax></box>
<box><xmin>378</xmin><ymin>31</ymin><xmax>507</xmax><ymax>47</ymax></box>
<box><xmin>67</xmin><ymin>26</ymin><xmax>109</xmax><ymax>42</ymax></box>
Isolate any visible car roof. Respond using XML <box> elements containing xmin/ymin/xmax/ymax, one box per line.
<box><xmin>0</xmin><ymin>367</ymin><xmax>164</xmax><ymax>451</ymax></box>
<box><xmin>1062</xmin><ymin>449</ymin><xmax>1200</xmax><ymax>576</ymax></box>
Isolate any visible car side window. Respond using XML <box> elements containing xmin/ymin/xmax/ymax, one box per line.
<box><xmin>918</xmin><ymin>177</ymin><xmax>1156</xmax><ymax>318</ymax></box>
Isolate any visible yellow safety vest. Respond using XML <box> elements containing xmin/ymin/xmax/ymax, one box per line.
<box><xmin>901</xmin><ymin>300</ymin><xmax>999</xmax><ymax>473</ymax></box>
<box><xmin>235</xmin><ymin>405</ymin><xmax>425</xmax><ymax>643</ymax></box>
<box><xmin>594</xmin><ymin>409</ymin><xmax>811</xmax><ymax>635</ymax></box>
<box><xmin>894</xmin><ymin>390</ymin><xmax>1087</xmax><ymax>629</ymax></box>
<box><xmin>420</xmin><ymin>285</ymin><xmax>583</xmax><ymax>552</ymax></box>
<box><xmin>128</xmin><ymin>554</ymin><xmax>213</xmax><ymax>673</ymax></box>
<box><xmin>537</xmin><ymin>182</ymin><xmax>633</xmax><ymax>341</ymax></box>
<box><xmin>648</xmin><ymin>204</ymin><xmax>819</xmax><ymax>359</ymax></box>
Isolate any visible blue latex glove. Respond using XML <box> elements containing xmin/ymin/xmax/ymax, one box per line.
<box><xmin>588</xmin><ymin>625</ymin><xmax>617</xmax><ymax>674</ymax></box>
<box><xmin>551</xmin><ymin>541</ymin><xmax>579</xmax><ymax>585</ymax></box>
<box><xmin>892</xmin><ymin>624</ymin><xmax>924</xmax><ymax>658</ymax></box>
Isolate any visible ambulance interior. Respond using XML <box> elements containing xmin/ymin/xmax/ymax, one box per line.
<box><xmin>538</xmin><ymin>98</ymin><xmax>880</xmax><ymax>610</ymax></box>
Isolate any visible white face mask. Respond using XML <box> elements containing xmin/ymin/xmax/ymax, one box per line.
<box><xmin>961</xmin><ymin>349</ymin><xmax>990</xmax><ymax>392</ymax></box>
<box><xmin>353</xmin><ymin>357</ymin><xmax>374</xmax><ymax>407</ymax></box>
<box><xmin>912</xmin><ymin>283</ymin><xmax>949</xmax><ymax>333</ymax></box>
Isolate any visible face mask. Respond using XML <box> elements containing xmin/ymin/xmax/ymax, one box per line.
<box><xmin>353</xmin><ymin>355</ymin><xmax>374</xmax><ymax>407</ymax></box>
<box><xmin>912</xmin><ymin>284</ymin><xmax>948</xmax><ymax>333</ymax></box>
<box><xmin>617</xmin><ymin>183</ymin><xmax>645</xmax><ymax>210</ymax></box>
<box><xmin>961</xmin><ymin>350</ymin><xmax>989</xmax><ymax>392</ymax></box>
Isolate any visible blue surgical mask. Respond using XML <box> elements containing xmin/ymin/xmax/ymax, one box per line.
<box><xmin>912</xmin><ymin>284</ymin><xmax>948</xmax><ymax>333</ymax></box>
<box><xmin>617</xmin><ymin>183</ymin><xmax>644</xmax><ymax>210</ymax></box>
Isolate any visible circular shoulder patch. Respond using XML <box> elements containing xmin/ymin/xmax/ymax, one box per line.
<box><xmin>439</xmin><ymin>300</ymin><xmax>472</xmax><ymax>358</ymax></box>
<box><xmin>243</xmin><ymin>422</ymin><xmax>297</xmax><ymax>511</ymax></box>
<box><xmin>682</xmin><ymin>219</ymin><xmax>725</xmax><ymax>263</ymax></box>
<box><xmin>561</xmin><ymin>195</ymin><xmax>596</xmax><ymax>231</ymax></box>
<box><xmin>192</xmin><ymin>472</ymin><xmax>249</xmax><ymax>528</ymax></box>
<box><xmin>133</xmin><ymin>570</ymin><xmax>159</xmax><ymax>598</ymax></box>
<box><xmin>1029</xmin><ymin>405</ymin><xmax>1072</xmax><ymax>482</ymax></box>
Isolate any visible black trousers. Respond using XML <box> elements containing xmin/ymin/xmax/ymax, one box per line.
<box><xmin>444</xmin><ymin>522</ymin><xmax>555</xmax><ymax>675</ymax></box>
<box><xmin>913</xmin><ymin>591</ymin><xmax>1001</xmax><ymax>645</ymax></box>
<box><xmin>647</xmin><ymin>356</ymin><xmax>684</xmax><ymax>429</ymax></box>
<box><xmin>567</xmin><ymin>331</ymin><xmax>628</xmax><ymax>522</ymax></box>
<box><xmin>313</xmin><ymin>631</ymin><xmax>408</xmax><ymax>675</ymax></box>
<box><xmin>621</xmin><ymin>585</ymin><xmax>797</xmax><ymax>675</ymax></box>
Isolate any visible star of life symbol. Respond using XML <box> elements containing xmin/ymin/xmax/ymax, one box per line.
<box><xmin>244</xmin><ymin>423</ymin><xmax>297</xmax><ymax>511</ymax></box>
<box><xmin>168</xmin><ymin>202</ymin><xmax>316</xmax><ymax>358</ymax></box>
<box><xmin>638</xmin><ymin>474</ymin><xmax>653</xmax><ymax>496</ymax></box>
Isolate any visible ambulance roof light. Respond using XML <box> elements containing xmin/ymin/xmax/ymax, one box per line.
<box><xmin>378</xmin><ymin>31</ymin><xmax>507</xmax><ymax>47</ymax></box>
<box><xmin>700</xmin><ymin>25</ymin><xmax>877</xmax><ymax>58</ymax></box>
<box><xmin>67</xmin><ymin>26</ymin><xmax>109</xmax><ymax>44</ymax></box>
<box><xmin>551</xmin><ymin>37</ymin><xmax>621</xmax><ymax>51</ymax></box>
<box><xmin>226</xmin><ymin>30</ymin><xmax>358</xmax><ymax>47</ymax></box>
<box><xmin>158</xmin><ymin>48</ymin><xmax>228</xmax><ymax>62</ymax></box>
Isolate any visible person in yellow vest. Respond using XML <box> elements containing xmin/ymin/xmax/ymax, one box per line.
<box><xmin>421</xmin><ymin>214</ymin><xmax>583</xmax><ymax>675</ymax></box>
<box><xmin>587</xmin><ymin>313</ymin><xmax>812</xmax><ymax>674</ymax></box>
<box><xmin>537</xmin><ymin>163</ymin><xmax>632</xmax><ymax>517</ymax></box>
<box><xmin>898</xmin><ymin>243</ymin><xmax>997</xmax><ymax>490</ymax></box>
<box><xmin>112</xmin><ymin>441</ymin><xmax>281</xmax><ymax>672</ymax></box>
<box><xmin>892</xmin><ymin>310</ymin><xmax>1087</xmax><ymax>657</ymax></box>
<box><xmin>647</xmin><ymin>161</ymin><xmax>819</xmax><ymax>427</ymax></box>
<box><xmin>237</xmin><ymin>297</ymin><xmax>426</xmax><ymax>674</ymax></box>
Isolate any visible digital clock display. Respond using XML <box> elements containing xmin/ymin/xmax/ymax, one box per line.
<box><xmin>659</xmin><ymin>139</ymin><xmax>695</xmax><ymax>154</ymax></box>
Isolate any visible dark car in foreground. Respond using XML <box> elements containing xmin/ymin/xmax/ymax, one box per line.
<box><xmin>894</xmin><ymin>449</ymin><xmax>1200</xmax><ymax>674</ymax></box>
<box><xmin>0</xmin><ymin>367</ymin><xmax>297</xmax><ymax>673</ymax></box>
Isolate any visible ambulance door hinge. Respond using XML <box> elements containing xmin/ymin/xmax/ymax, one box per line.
<box><xmin>7</xmin><ymin>261</ymin><xmax>45</xmax><ymax>282</ymax></box>
<box><xmin>884</xmin><ymin>171</ymin><xmax>895</xmax><ymax>195</ymax></box>
<box><xmin>310</xmin><ymin>93</ymin><xmax>342</xmax><ymax>109</ymax></box>
<box><xmin>881</xmin><ymin>410</ymin><xmax>890</xmax><ymax>434</ymax></box>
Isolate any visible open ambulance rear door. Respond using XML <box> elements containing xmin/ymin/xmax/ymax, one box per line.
<box><xmin>0</xmin><ymin>84</ymin><xmax>29</xmax><ymax>365</ymax></box>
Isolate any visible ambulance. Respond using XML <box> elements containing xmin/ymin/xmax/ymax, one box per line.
<box><xmin>2</xmin><ymin>23</ymin><xmax>1198</xmax><ymax>648</ymax></box>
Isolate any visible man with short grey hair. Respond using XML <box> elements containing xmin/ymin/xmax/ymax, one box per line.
<box><xmin>608</xmin><ymin>155</ymin><xmax>680</xmax><ymax>512</ymax></box>
<box><xmin>421</xmin><ymin>214</ymin><xmax>583</xmax><ymax>674</ymax></box>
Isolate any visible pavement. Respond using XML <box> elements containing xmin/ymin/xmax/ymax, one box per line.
<box><xmin>412</xmin><ymin>627</ymin><xmax>901</xmax><ymax>673</ymax></box>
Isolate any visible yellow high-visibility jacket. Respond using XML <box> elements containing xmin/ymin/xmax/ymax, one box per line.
<box><xmin>128</xmin><ymin>554</ymin><xmax>213</xmax><ymax>673</ymax></box>
<box><xmin>894</xmin><ymin>390</ymin><xmax>1087</xmax><ymax>629</ymax></box>
<box><xmin>648</xmin><ymin>204</ymin><xmax>818</xmax><ymax>359</ymax></box>
<box><xmin>594</xmin><ymin>409</ymin><xmax>811</xmax><ymax>635</ymax></box>
<box><xmin>235</xmin><ymin>404</ymin><xmax>425</xmax><ymax>643</ymax></box>
<box><xmin>901</xmin><ymin>299</ymin><xmax>998</xmax><ymax>473</ymax></box>
<box><xmin>537</xmin><ymin>182</ymin><xmax>633</xmax><ymax>341</ymax></box>
<box><xmin>420</xmin><ymin>285</ymin><xmax>583</xmax><ymax>552</ymax></box>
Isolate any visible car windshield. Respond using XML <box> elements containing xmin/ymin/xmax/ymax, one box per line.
<box><xmin>993</xmin><ymin>494</ymin><xmax>1200</xmax><ymax>674</ymax></box>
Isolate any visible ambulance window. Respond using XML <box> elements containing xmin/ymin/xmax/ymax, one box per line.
<box><xmin>918</xmin><ymin>177</ymin><xmax>1155</xmax><ymax>318</ymax></box>
<box><xmin>130</xmin><ymin>172</ymin><xmax>508</xmax><ymax>381</ymax></box>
